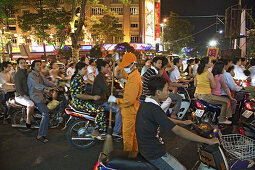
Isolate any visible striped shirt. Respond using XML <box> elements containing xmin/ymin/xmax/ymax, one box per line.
<box><xmin>142</xmin><ymin>66</ymin><xmax>158</xmax><ymax>96</ymax></box>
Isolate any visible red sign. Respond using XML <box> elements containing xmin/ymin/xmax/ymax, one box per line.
<box><xmin>155</xmin><ymin>0</ymin><xmax>161</xmax><ymax>42</ymax></box>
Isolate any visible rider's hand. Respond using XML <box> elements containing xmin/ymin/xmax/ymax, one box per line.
<box><xmin>93</xmin><ymin>95</ymin><xmax>101</xmax><ymax>101</ymax></box>
<box><xmin>183</xmin><ymin>120</ymin><xmax>193</xmax><ymax>126</ymax></box>
<box><xmin>207</xmin><ymin>137</ymin><xmax>220</xmax><ymax>145</ymax></box>
<box><xmin>108</xmin><ymin>95</ymin><xmax>117</xmax><ymax>103</ymax></box>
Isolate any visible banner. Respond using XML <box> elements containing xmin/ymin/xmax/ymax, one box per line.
<box><xmin>207</xmin><ymin>47</ymin><xmax>219</xmax><ymax>59</ymax></box>
<box><xmin>155</xmin><ymin>0</ymin><xmax>160</xmax><ymax>43</ymax></box>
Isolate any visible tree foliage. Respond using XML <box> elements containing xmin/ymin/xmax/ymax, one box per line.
<box><xmin>88</xmin><ymin>14</ymin><xmax>124</xmax><ymax>44</ymax></box>
<box><xmin>164</xmin><ymin>11</ymin><xmax>194</xmax><ymax>53</ymax></box>
<box><xmin>18</xmin><ymin>1</ymin><xmax>71</xmax><ymax>48</ymax></box>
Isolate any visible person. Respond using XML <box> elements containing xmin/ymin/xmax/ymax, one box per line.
<box><xmin>142</xmin><ymin>56</ymin><xmax>162</xmax><ymax>96</ymax></box>
<box><xmin>233</xmin><ymin>58</ymin><xmax>247</xmax><ymax>80</ymax></box>
<box><xmin>136</xmin><ymin>76</ymin><xmax>219</xmax><ymax>170</ymax></box>
<box><xmin>92</xmin><ymin>60</ymin><xmax>122</xmax><ymax>135</ymax></box>
<box><xmin>108</xmin><ymin>53</ymin><xmax>142</xmax><ymax>151</ymax></box>
<box><xmin>40</xmin><ymin>61</ymin><xmax>50</xmax><ymax>78</ymax></box>
<box><xmin>169</xmin><ymin>57</ymin><xmax>193</xmax><ymax>83</ymax></box>
<box><xmin>194</xmin><ymin>57</ymin><xmax>232</xmax><ymax>124</ymax></box>
<box><xmin>70</xmin><ymin>62</ymin><xmax>106</xmax><ymax>140</ymax></box>
<box><xmin>0</xmin><ymin>62</ymin><xmax>15</xmax><ymax>99</ymax></box>
<box><xmin>49</xmin><ymin>62</ymin><xmax>62</xmax><ymax>83</ymax></box>
<box><xmin>184</xmin><ymin>59</ymin><xmax>195</xmax><ymax>78</ymax></box>
<box><xmin>192</xmin><ymin>58</ymin><xmax>200</xmax><ymax>76</ymax></box>
<box><xmin>66</xmin><ymin>63</ymin><xmax>75</xmax><ymax>76</ymax></box>
<box><xmin>87</xmin><ymin>59</ymin><xmax>96</xmax><ymax>82</ymax></box>
<box><xmin>140</xmin><ymin>59</ymin><xmax>151</xmax><ymax>76</ymax></box>
<box><xmin>27</xmin><ymin>60</ymin><xmax>55</xmax><ymax>143</ymax></box>
<box><xmin>14</xmin><ymin>58</ymin><xmax>35</xmax><ymax>128</ymax></box>
<box><xmin>212</xmin><ymin>62</ymin><xmax>236</xmax><ymax>116</ymax></box>
<box><xmin>249</xmin><ymin>58</ymin><xmax>255</xmax><ymax>87</ymax></box>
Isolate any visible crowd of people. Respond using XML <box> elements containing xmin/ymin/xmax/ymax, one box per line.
<box><xmin>1</xmin><ymin>53</ymin><xmax>255</xmax><ymax>169</ymax></box>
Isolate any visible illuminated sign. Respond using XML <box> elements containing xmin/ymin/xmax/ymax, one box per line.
<box><xmin>30</xmin><ymin>46</ymin><xmax>55</xmax><ymax>53</ymax></box>
<box><xmin>81</xmin><ymin>45</ymin><xmax>92</xmax><ymax>51</ymax></box>
<box><xmin>155</xmin><ymin>0</ymin><xmax>161</xmax><ymax>43</ymax></box>
<box><xmin>145</xmin><ymin>0</ymin><xmax>155</xmax><ymax>44</ymax></box>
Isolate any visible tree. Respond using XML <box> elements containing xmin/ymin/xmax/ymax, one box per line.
<box><xmin>88</xmin><ymin>14</ymin><xmax>124</xmax><ymax>44</ymax></box>
<box><xmin>163</xmin><ymin>11</ymin><xmax>194</xmax><ymax>53</ymax></box>
<box><xmin>0</xmin><ymin>0</ymin><xmax>19</xmax><ymax>60</ymax></box>
<box><xmin>18</xmin><ymin>0</ymin><xmax>71</xmax><ymax>58</ymax></box>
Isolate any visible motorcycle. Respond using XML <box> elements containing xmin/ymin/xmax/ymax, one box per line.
<box><xmin>11</xmin><ymin>87</ymin><xmax>69</xmax><ymax>132</ymax></box>
<box><xmin>65</xmin><ymin>105</ymin><xmax>122</xmax><ymax>149</ymax></box>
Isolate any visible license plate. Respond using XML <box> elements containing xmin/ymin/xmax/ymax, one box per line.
<box><xmin>195</xmin><ymin>109</ymin><xmax>205</xmax><ymax>117</ymax></box>
<box><xmin>242</xmin><ymin>110</ymin><xmax>253</xmax><ymax>118</ymax></box>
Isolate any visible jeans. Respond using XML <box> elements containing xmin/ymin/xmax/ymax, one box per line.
<box><xmin>102</xmin><ymin>102</ymin><xmax>122</xmax><ymax>133</ymax></box>
<box><xmin>148</xmin><ymin>153</ymin><xmax>186</xmax><ymax>170</ymax></box>
<box><xmin>169</xmin><ymin>92</ymin><xmax>182</xmax><ymax>114</ymax></box>
<box><xmin>35</xmin><ymin>103</ymin><xmax>49</xmax><ymax>137</ymax></box>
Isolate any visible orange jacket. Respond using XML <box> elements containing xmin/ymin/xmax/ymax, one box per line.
<box><xmin>116</xmin><ymin>69</ymin><xmax>142</xmax><ymax>116</ymax></box>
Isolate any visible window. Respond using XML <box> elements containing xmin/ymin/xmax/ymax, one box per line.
<box><xmin>111</xmin><ymin>0</ymin><xmax>119</xmax><ymax>3</ymax></box>
<box><xmin>131</xmin><ymin>36</ymin><xmax>139</xmax><ymax>43</ymax></box>
<box><xmin>7</xmin><ymin>10</ymin><xmax>15</xmax><ymax>18</ymax></box>
<box><xmin>110</xmin><ymin>8</ymin><xmax>123</xmax><ymax>15</ymax></box>
<box><xmin>130</xmin><ymin>7</ymin><xmax>139</xmax><ymax>15</ymax></box>
<box><xmin>23</xmin><ymin>10</ymin><xmax>30</xmax><ymax>15</ymax></box>
<box><xmin>8</xmin><ymin>19</ymin><xmax>16</xmax><ymax>25</ymax></box>
<box><xmin>114</xmin><ymin>36</ymin><xmax>123</xmax><ymax>43</ymax></box>
<box><xmin>91</xmin><ymin>7</ymin><xmax>104</xmax><ymax>15</ymax></box>
<box><xmin>131</xmin><ymin>24</ymin><xmax>138</xmax><ymax>28</ymax></box>
<box><xmin>26</xmin><ymin>39</ymin><xmax>32</xmax><ymax>44</ymax></box>
<box><xmin>9</xmin><ymin>27</ymin><xmax>16</xmax><ymax>31</ymax></box>
<box><xmin>12</xmin><ymin>38</ymin><xmax>17</xmax><ymax>44</ymax></box>
<box><xmin>114</xmin><ymin>24</ymin><xmax>122</xmax><ymax>28</ymax></box>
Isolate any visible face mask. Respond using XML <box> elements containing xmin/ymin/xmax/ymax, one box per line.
<box><xmin>124</xmin><ymin>63</ymin><xmax>135</xmax><ymax>74</ymax></box>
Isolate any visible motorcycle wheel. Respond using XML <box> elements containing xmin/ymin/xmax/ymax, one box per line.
<box><xmin>11</xmin><ymin>110</ymin><xmax>32</xmax><ymax>133</ymax></box>
<box><xmin>67</xmin><ymin>119</ymin><xmax>95</xmax><ymax>149</ymax></box>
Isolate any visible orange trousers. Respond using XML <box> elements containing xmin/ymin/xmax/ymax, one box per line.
<box><xmin>122</xmin><ymin>114</ymin><xmax>138</xmax><ymax>151</ymax></box>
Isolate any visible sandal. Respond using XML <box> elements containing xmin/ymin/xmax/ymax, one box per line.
<box><xmin>36</xmin><ymin>136</ymin><xmax>48</xmax><ymax>143</ymax></box>
<box><xmin>91</xmin><ymin>134</ymin><xmax>105</xmax><ymax>140</ymax></box>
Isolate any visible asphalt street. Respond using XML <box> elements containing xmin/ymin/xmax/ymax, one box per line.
<box><xmin>0</xmin><ymin>123</ymin><xmax>198</xmax><ymax>170</ymax></box>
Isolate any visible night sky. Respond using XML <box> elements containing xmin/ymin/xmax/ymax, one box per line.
<box><xmin>161</xmin><ymin>0</ymin><xmax>255</xmax><ymax>46</ymax></box>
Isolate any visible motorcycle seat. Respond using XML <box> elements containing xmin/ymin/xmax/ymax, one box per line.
<box><xmin>197</xmin><ymin>100</ymin><xmax>221</xmax><ymax>110</ymax></box>
<box><xmin>100</xmin><ymin>151</ymin><xmax>158</xmax><ymax>170</ymax></box>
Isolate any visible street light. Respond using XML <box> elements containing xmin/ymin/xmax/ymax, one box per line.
<box><xmin>209</xmin><ymin>40</ymin><xmax>218</xmax><ymax>47</ymax></box>
<box><xmin>219</xmin><ymin>30</ymin><xmax>223</xmax><ymax>34</ymax></box>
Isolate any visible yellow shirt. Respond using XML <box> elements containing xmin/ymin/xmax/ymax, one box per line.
<box><xmin>195</xmin><ymin>71</ymin><xmax>211</xmax><ymax>94</ymax></box>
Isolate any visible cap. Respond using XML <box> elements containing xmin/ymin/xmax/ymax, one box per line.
<box><xmin>118</xmin><ymin>53</ymin><xmax>137</xmax><ymax>68</ymax></box>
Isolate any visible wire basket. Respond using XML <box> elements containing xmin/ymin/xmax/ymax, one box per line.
<box><xmin>220</xmin><ymin>134</ymin><xmax>255</xmax><ymax>160</ymax></box>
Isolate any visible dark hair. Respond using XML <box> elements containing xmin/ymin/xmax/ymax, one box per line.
<box><xmin>233</xmin><ymin>58</ymin><xmax>240</xmax><ymax>65</ymax></box>
<box><xmin>2</xmin><ymin>61</ymin><xmax>11</xmax><ymax>69</ymax></box>
<box><xmin>71</xmin><ymin>62</ymin><xmax>86</xmax><ymax>81</ymax></box>
<box><xmin>197</xmin><ymin>57</ymin><xmax>210</xmax><ymax>75</ymax></box>
<box><xmin>211</xmin><ymin>59</ymin><xmax>217</xmax><ymax>65</ymax></box>
<box><xmin>227</xmin><ymin>66</ymin><xmax>234</xmax><ymax>73</ymax></box>
<box><xmin>96</xmin><ymin>59</ymin><xmax>109</xmax><ymax>71</ymax></box>
<box><xmin>195</xmin><ymin>58</ymin><xmax>200</xmax><ymax>64</ymax></box>
<box><xmin>244</xmin><ymin>69</ymin><xmax>250</xmax><ymax>77</ymax></box>
<box><xmin>212</xmin><ymin>62</ymin><xmax>224</xmax><ymax>76</ymax></box>
<box><xmin>148</xmin><ymin>76</ymin><xmax>168</xmax><ymax>96</ymax></box>
<box><xmin>80</xmin><ymin>56</ymin><xmax>85</xmax><ymax>62</ymax></box>
<box><xmin>161</xmin><ymin>56</ymin><xmax>169</xmax><ymax>68</ymax></box>
<box><xmin>241</xmin><ymin>58</ymin><xmax>246</xmax><ymax>62</ymax></box>
<box><xmin>69</xmin><ymin>63</ymin><xmax>74</xmax><ymax>67</ymax></box>
<box><xmin>89</xmin><ymin>59</ymin><xmax>95</xmax><ymax>65</ymax></box>
<box><xmin>218</xmin><ymin>59</ymin><xmax>229</xmax><ymax>66</ymax></box>
<box><xmin>152</xmin><ymin>56</ymin><xmax>162</xmax><ymax>65</ymax></box>
<box><xmin>173</xmin><ymin>57</ymin><xmax>180</xmax><ymax>65</ymax></box>
<box><xmin>250</xmin><ymin>58</ymin><xmax>255</xmax><ymax>66</ymax></box>
<box><xmin>187</xmin><ymin>59</ymin><xmax>194</xmax><ymax>65</ymax></box>
<box><xmin>17</xmin><ymin>58</ymin><xmax>25</xmax><ymax>65</ymax></box>
<box><xmin>31</xmin><ymin>60</ymin><xmax>42</xmax><ymax>70</ymax></box>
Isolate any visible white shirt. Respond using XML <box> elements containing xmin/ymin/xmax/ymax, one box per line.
<box><xmin>249</xmin><ymin>66</ymin><xmax>255</xmax><ymax>86</ymax></box>
<box><xmin>87</xmin><ymin>65</ymin><xmax>96</xmax><ymax>82</ymax></box>
<box><xmin>169</xmin><ymin>65</ymin><xmax>181</xmax><ymax>82</ymax></box>
<box><xmin>234</xmin><ymin>65</ymin><xmax>247</xmax><ymax>80</ymax></box>
<box><xmin>145</xmin><ymin>97</ymin><xmax>160</xmax><ymax>106</ymax></box>
<box><xmin>66</xmin><ymin>67</ymin><xmax>75</xmax><ymax>76</ymax></box>
<box><xmin>193</xmin><ymin>64</ymin><xmax>198</xmax><ymax>76</ymax></box>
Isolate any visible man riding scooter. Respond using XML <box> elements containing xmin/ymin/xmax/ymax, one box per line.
<box><xmin>136</xmin><ymin>76</ymin><xmax>219</xmax><ymax>170</ymax></box>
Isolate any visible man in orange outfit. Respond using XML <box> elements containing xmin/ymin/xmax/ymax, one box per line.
<box><xmin>108</xmin><ymin>53</ymin><xmax>142</xmax><ymax>151</ymax></box>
